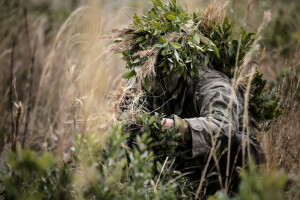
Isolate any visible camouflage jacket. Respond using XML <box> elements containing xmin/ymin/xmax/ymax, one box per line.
<box><xmin>147</xmin><ymin>63</ymin><xmax>261</xmax><ymax>156</ymax></box>
<box><xmin>144</xmin><ymin>61</ymin><xmax>263</xmax><ymax>194</ymax></box>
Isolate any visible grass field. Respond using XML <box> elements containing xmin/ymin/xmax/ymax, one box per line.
<box><xmin>0</xmin><ymin>0</ymin><xmax>299</xmax><ymax>199</ymax></box>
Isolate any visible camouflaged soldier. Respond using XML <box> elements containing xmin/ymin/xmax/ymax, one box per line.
<box><xmin>139</xmin><ymin>55</ymin><xmax>264</xmax><ymax>195</ymax></box>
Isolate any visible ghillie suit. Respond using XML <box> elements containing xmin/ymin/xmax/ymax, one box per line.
<box><xmin>144</xmin><ymin>56</ymin><xmax>265</xmax><ymax>195</ymax></box>
<box><xmin>108</xmin><ymin>0</ymin><xmax>283</xmax><ymax>198</ymax></box>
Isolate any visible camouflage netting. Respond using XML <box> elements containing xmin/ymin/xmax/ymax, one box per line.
<box><xmin>107</xmin><ymin>0</ymin><xmax>284</xmax><ymax>128</ymax></box>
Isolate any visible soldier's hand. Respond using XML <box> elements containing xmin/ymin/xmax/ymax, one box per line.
<box><xmin>138</xmin><ymin>118</ymin><xmax>174</xmax><ymax>133</ymax></box>
<box><xmin>161</xmin><ymin>118</ymin><xmax>174</xmax><ymax>130</ymax></box>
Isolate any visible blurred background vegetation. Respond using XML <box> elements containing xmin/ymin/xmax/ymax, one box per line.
<box><xmin>0</xmin><ymin>0</ymin><xmax>299</xmax><ymax>199</ymax></box>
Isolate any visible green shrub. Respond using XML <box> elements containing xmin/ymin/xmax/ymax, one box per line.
<box><xmin>0</xmin><ymin>117</ymin><xmax>288</xmax><ymax>199</ymax></box>
<box><xmin>209</xmin><ymin>159</ymin><xmax>287</xmax><ymax>200</ymax></box>
<box><xmin>0</xmin><ymin>145</ymin><xmax>72</xmax><ymax>200</ymax></box>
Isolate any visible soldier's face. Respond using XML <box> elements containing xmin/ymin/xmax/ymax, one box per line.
<box><xmin>162</xmin><ymin>70</ymin><xmax>180</xmax><ymax>94</ymax></box>
<box><xmin>149</xmin><ymin>70</ymin><xmax>180</xmax><ymax>95</ymax></box>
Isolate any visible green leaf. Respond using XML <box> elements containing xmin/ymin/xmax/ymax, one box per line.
<box><xmin>139</xmin><ymin>39</ymin><xmax>148</xmax><ymax>47</ymax></box>
<box><xmin>186</xmin><ymin>36</ymin><xmax>193</xmax><ymax>42</ymax></box>
<box><xmin>170</xmin><ymin>0</ymin><xmax>177</xmax><ymax>7</ymax></box>
<box><xmin>196</xmin><ymin>45</ymin><xmax>204</xmax><ymax>52</ymax></box>
<box><xmin>151</xmin><ymin>0</ymin><xmax>163</xmax><ymax>7</ymax></box>
<box><xmin>135</xmin><ymin>36</ymin><xmax>145</xmax><ymax>44</ymax></box>
<box><xmin>150</xmin><ymin>11</ymin><xmax>157</xmax><ymax>19</ymax></box>
<box><xmin>193</xmin><ymin>32</ymin><xmax>200</xmax><ymax>44</ymax></box>
<box><xmin>151</xmin><ymin>20</ymin><xmax>161</xmax><ymax>29</ymax></box>
<box><xmin>161</xmin><ymin>46</ymin><xmax>169</xmax><ymax>55</ymax></box>
<box><xmin>162</xmin><ymin>23</ymin><xmax>171</xmax><ymax>32</ymax></box>
<box><xmin>158</xmin><ymin>59</ymin><xmax>167</xmax><ymax>68</ymax></box>
<box><xmin>134</xmin><ymin>29</ymin><xmax>147</xmax><ymax>35</ymax></box>
<box><xmin>114</xmin><ymin>38</ymin><xmax>123</xmax><ymax>42</ymax></box>
<box><xmin>174</xmin><ymin>49</ymin><xmax>180</xmax><ymax>62</ymax></box>
<box><xmin>169</xmin><ymin>62</ymin><xmax>174</xmax><ymax>71</ymax></box>
<box><xmin>133</xmin><ymin>14</ymin><xmax>141</xmax><ymax>25</ymax></box>
<box><xmin>204</xmin><ymin>54</ymin><xmax>210</xmax><ymax>66</ymax></box>
<box><xmin>223</xmin><ymin>16</ymin><xmax>229</xmax><ymax>28</ymax></box>
<box><xmin>157</xmin><ymin>35</ymin><xmax>167</xmax><ymax>43</ymax></box>
<box><xmin>170</xmin><ymin>42</ymin><xmax>181</xmax><ymax>49</ymax></box>
<box><xmin>198</xmin><ymin>33</ymin><xmax>220</xmax><ymax>58</ymax></box>
<box><xmin>166</xmin><ymin>15</ymin><xmax>176</xmax><ymax>21</ymax></box>
<box><xmin>214</xmin><ymin>25</ymin><xmax>223</xmax><ymax>37</ymax></box>
<box><xmin>183</xmin><ymin>67</ymin><xmax>187</xmax><ymax>80</ymax></box>
<box><xmin>132</xmin><ymin>58</ymin><xmax>140</xmax><ymax>64</ymax></box>
<box><xmin>151</xmin><ymin>0</ymin><xmax>168</xmax><ymax>11</ymax></box>
<box><xmin>148</xmin><ymin>116</ymin><xmax>156</xmax><ymax>124</ymax></box>
<box><xmin>193</xmin><ymin>64</ymin><xmax>200</xmax><ymax>77</ymax></box>
<box><xmin>143</xmin><ymin>78</ymin><xmax>151</xmax><ymax>93</ymax></box>
<box><xmin>193</xmin><ymin>12</ymin><xmax>197</xmax><ymax>21</ymax></box>
<box><xmin>121</xmin><ymin>71</ymin><xmax>136</xmax><ymax>79</ymax></box>
<box><xmin>154</xmin><ymin>43</ymin><xmax>167</xmax><ymax>48</ymax></box>
<box><xmin>156</xmin><ymin>161</ymin><xmax>163</xmax><ymax>172</ymax></box>
<box><xmin>180</xmin><ymin>12</ymin><xmax>187</xmax><ymax>19</ymax></box>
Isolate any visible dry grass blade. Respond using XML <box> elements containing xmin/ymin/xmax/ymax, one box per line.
<box><xmin>155</xmin><ymin>156</ymin><xmax>169</xmax><ymax>188</ymax></box>
<box><xmin>198</xmin><ymin>0</ymin><xmax>228</xmax><ymax>33</ymax></box>
<box><xmin>13</xmin><ymin>102</ymin><xmax>23</xmax><ymax>152</ymax></box>
<box><xmin>195</xmin><ymin>105</ymin><xmax>224</xmax><ymax>199</ymax></box>
<box><xmin>32</xmin><ymin>6</ymin><xmax>88</xmax><ymax>128</ymax></box>
<box><xmin>10</xmin><ymin>40</ymin><xmax>15</xmax><ymax>152</ymax></box>
<box><xmin>22</xmin><ymin>8</ymin><xmax>36</xmax><ymax>148</ymax></box>
<box><xmin>106</xmin><ymin>26</ymin><xmax>135</xmax><ymax>54</ymax></box>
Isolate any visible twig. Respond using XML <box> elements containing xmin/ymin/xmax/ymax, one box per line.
<box><xmin>22</xmin><ymin>8</ymin><xmax>36</xmax><ymax>148</ymax></box>
<box><xmin>241</xmin><ymin>68</ymin><xmax>255</xmax><ymax>168</ymax></box>
<box><xmin>166</xmin><ymin>171</ymin><xmax>193</xmax><ymax>186</ymax></box>
<box><xmin>224</xmin><ymin>101</ymin><xmax>233</xmax><ymax>192</ymax></box>
<box><xmin>13</xmin><ymin>102</ymin><xmax>23</xmax><ymax>152</ymax></box>
<box><xmin>155</xmin><ymin>156</ymin><xmax>169</xmax><ymax>188</ymax></box>
<box><xmin>195</xmin><ymin>105</ymin><xmax>220</xmax><ymax>199</ymax></box>
<box><xmin>223</xmin><ymin>0</ymin><xmax>255</xmax><ymax>192</ymax></box>
<box><xmin>212</xmin><ymin>151</ymin><xmax>224</xmax><ymax>190</ymax></box>
<box><xmin>10</xmin><ymin>40</ymin><xmax>15</xmax><ymax>151</ymax></box>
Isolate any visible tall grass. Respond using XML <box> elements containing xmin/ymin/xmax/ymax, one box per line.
<box><xmin>0</xmin><ymin>0</ymin><xmax>299</xmax><ymax>199</ymax></box>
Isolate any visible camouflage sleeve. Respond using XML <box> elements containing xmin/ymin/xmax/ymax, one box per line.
<box><xmin>184</xmin><ymin>78</ymin><xmax>240</xmax><ymax>158</ymax></box>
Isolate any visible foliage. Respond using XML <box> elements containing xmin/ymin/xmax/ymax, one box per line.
<box><xmin>0</xmin><ymin>145</ymin><xmax>72</xmax><ymax>200</ymax></box>
<box><xmin>248</xmin><ymin>71</ymin><xmax>286</xmax><ymax>122</ymax></box>
<box><xmin>269</xmin><ymin>59</ymin><xmax>300</xmax><ymax>105</ymax></box>
<box><xmin>116</xmin><ymin>0</ymin><xmax>285</xmax><ymax>123</ymax></box>
<box><xmin>0</xmin><ymin>122</ymin><xmax>289</xmax><ymax>200</ymax></box>
<box><xmin>207</xmin><ymin>19</ymin><xmax>255</xmax><ymax>78</ymax></box>
<box><xmin>0</xmin><ymin>0</ymin><xmax>296</xmax><ymax>200</ymax></box>
<box><xmin>249</xmin><ymin>57</ymin><xmax>300</xmax><ymax>123</ymax></box>
<box><xmin>119</xmin><ymin>0</ymin><xmax>255</xmax><ymax>82</ymax></box>
<box><xmin>0</xmin><ymin>114</ymin><xmax>194</xmax><ymax>199</ymax></box>
<box><xmin>208</xmin><ymin>159</ymin><xmax>287</xmax><ymax>200</ymax></box>
<box><xmin>133</xmin><ymin>112</ymin><xmax>180</xmax><ymax>161</ymax></box>
<box><xmin>264</xmin><ymin>1</ymin><xmax>300</xmax><ymax>56</ymax></box>
<box><xmin>128</xmin><ymin>112</ymin><xmax>195</xmax><ymax>198</ymax></box>
<box><xmin>0</xmin><ymin>0</ymin><xmax>79</xmax><ymax>44</ymax></box>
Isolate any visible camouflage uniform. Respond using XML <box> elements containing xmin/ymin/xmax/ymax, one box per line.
<box><xmin>145</xmin><ymin>57</ymin><xmax>264</xmax><ymax>195</ymax></box>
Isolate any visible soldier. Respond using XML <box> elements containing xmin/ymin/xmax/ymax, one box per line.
<box><xmin>109</xmin><ymin>1</ymin><xmax>266</xmax><ymax>196</ymax></box>
<box><xmin>135</xmin><ymin>55</ymin><xmax>264</xmax><ymax>196</ymax></box>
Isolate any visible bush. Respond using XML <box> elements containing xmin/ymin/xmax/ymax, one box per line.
<box><xmin>0</xmin><ymin>117</ymin><xmax>289</xmax><ymax>199</ymax></box>
<box><xmin>1</xmin><ymin>146</ymin><xmax>72</xmax><ymax>200</ymax></box>
<box><xmin>209</xmin><ymin>159</ymin><xmax>287</xmax><ymax>200</ymax></box>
